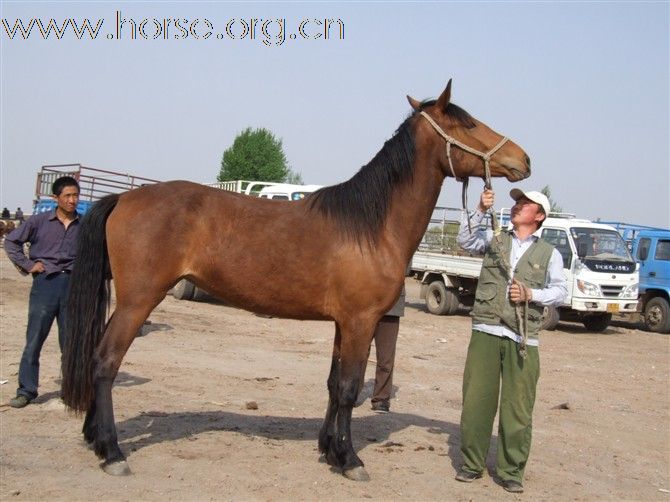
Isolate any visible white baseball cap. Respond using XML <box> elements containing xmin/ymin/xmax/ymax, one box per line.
<box><xmin>509</xmin><ymin>189</ymin><xmax>551</xmax><ymax>216</ymax></box>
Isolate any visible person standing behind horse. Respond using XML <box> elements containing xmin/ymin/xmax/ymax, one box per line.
<box><xmin>455</xmin><ymin>188</ymin><xmax>567</xmax><ymax>493</ymax></box>
<box><xmin>4</xmin><ymin>176</ymin><xmax>81</xmax><ymax>408</ymax></box>
<box><xmin>369</xmin><ymin>287</ymin><xmax>405</xmax><ymax>413</ymax></box>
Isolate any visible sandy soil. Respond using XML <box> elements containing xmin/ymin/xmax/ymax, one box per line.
<box><xmin>1</xmin><ymin>251</ymin><xmax>669</xmax><ymax>501</ymax></box>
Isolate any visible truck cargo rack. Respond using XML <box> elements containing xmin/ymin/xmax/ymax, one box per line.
<box><xmin>34</xmin><ymin>164</ymin><xmax>160</xmax><ymax>214</ymax></box>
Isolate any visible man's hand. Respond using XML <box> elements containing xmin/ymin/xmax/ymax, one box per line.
<box><xmin>28</xmin><ymin>262</ymin><xmax>45</xmax><ymax>274</ymax></box>
<box><xmin>478</xmin><ymin>189</ymin><xmax>495</xmax><ymax>212</ymax></box>
<box><xmin>509</xmin><ymin>279</ymin><xmax>532</xmax><ymax>303</ymax></box>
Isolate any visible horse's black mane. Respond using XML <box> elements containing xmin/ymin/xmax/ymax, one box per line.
<box><xmin>307</xmin><ymin>102</ymin><xmax>475</xmax><ymax>244</ymax></box>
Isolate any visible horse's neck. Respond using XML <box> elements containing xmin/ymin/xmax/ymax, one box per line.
<box><xmin>385</xmin><ymin>160</ymin><xmax>444</xmax><ymax>263</ymax></box>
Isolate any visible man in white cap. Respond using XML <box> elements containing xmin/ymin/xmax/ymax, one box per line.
<box><xmin>454</xmin><ymin>188</ymin><xmax>567</xmax><ymax>493</ymax></box>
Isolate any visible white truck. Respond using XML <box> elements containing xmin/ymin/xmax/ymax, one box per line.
<box><xmin>206</xmin><ymin>180</ymin><xmax>323</xmax><ymax>201</ymax></box>
<box><xmin>410</xmin><ymin>207</ymin><xmax>639</xmax><ymax>332</ymax></box>
<box><xmin>171</xmin><ymin>180</ymin><xmax>323</xmax><ymax>300</ymax></box>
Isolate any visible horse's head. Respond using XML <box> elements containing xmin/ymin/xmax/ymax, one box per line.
<box><xmin>408</xmin><ymin>80</ymin><xmax>530</xmax><ymax>182</ymax></box>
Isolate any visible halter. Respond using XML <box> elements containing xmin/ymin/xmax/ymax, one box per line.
<box><xmin>419</xmin><ymin>111</ymin><xmax>508</xmax><ymax>190</ymax></box>
<box><xmin>420</xmin><ymin>111</ymin><xmax>530</xmax><ymax>358</ymax></box>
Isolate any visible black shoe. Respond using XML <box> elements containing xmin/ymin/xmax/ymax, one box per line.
<box><xmin>9</xmin><ymin>395</ymin><xmax>31</xmax><ymax>408</ymax></box>
<box><xmin>502</xmin><ymin>479</ymin><xmax>524</xmax><ymax>493</ymax></box>
<box><xmin>455</xmin><ymin>469</ymin><xmax>483</xmax><ymax>482</ymax></box>
<box><xmin>371</xmin><ymin>401</ymin><xmax>390</xmax><ymax>413</ymax></box>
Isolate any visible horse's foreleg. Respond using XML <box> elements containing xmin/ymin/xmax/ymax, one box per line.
<box><xmin>319</xmin><ymin>325</ymin><xmax>341</xmax><ymax>459</ymax></box>
<box><xmin>84</xmin><ymin>305</ymin><xmax>153</xmax><ymax>476</ymax></box>
<box><xmin>329</xmin><ymin>320</ymin><xmax>376</xmax><ymax>481</ymax></box>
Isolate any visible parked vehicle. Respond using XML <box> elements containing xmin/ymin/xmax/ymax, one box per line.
<box><xmin>34</xmin><ymin>164</ymin><xmax>159</xmax><ymax>215</ymax></box>
<box><xmin>171</xmin><ymin>180</ymin><xmax>323</xmax><ymax>301</ymax></box>
<box><xmin>258</xmin><ymin>183</ymin><xmax>323</xmax><ymax>200</ymax></box>
<box><xmin>410</xmin><ymin>207</ymin><xmax>639</xmax><ymax>332</ymax></box>
<box><xmin>600</xmin><ymin>222</ymin><xmax>670</xmax><ymax>333</ymax></box>
<box><xmin>205</xmin><ymin>180</ymin><xmax>322</xmax><ymax>201</ymax></box>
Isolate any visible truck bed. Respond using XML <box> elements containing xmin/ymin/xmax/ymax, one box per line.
<box><xmin>411</xmin><ymin>248</ymin><xmax>483</xmax><ymax>279</ymax></box>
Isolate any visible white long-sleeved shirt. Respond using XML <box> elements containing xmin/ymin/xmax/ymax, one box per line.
<box><xmin>458</xmin><ymin>209</ymin><xmax>568</xmax><ymax>346</ymax></box>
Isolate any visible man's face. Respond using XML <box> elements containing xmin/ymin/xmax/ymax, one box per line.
<box><xmin>54</xmin><ymin>186</ymin><xmax>80</xmax><ymax>214</ymax></box>
<box><xmin>510</xmin><ymin>196</ymin><xmax>545</xmax><ymax>228</ymax></box>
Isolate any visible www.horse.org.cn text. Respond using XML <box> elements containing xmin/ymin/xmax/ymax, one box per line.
<box><xmin>2</xmin><ymin>11</ymin><xmax>346</xmax><ymax>47</ymax></box>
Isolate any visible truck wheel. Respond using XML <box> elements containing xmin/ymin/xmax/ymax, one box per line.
<box><xmin>172</xmin><ymin>279</ymin><xmax>195</xmax><ymax>301</ymax></box>
<box><xmin>644</xmin><ymin>297</ymin><xmax>670</xmax><ymax>333</ymax></box>
<box><xmin>583</xmin><ymin>313</ymin><xmax>611</xmax><ymax>332</ymax></box>
<box><xmin>541</xmin><ymin>306</ymin><xmax>560</xmax><ymax>331</ymax></box>
<box><xmin>426</xmin><ymin>281</ymin><xmax>459</xmax><ymax>315</ymax></box>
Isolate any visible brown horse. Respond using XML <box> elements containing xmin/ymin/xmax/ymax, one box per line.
<box><xmin>62</xmin><ymin>80</ymin><xmax>530</xmax><ymax>481</ymax></box>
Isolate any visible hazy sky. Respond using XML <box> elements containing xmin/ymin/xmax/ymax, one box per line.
<box><xmin>1</xmin><ymin>1</ymin><xmax>668</xmax><ymax>227</ymax></box>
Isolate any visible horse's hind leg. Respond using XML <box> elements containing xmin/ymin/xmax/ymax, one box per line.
<box><xmin>84</xmin><ymin>302</ymin><xmax>157</xmax><ymax>475</ymax></box>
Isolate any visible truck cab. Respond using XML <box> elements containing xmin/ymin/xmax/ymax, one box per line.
<box><xmin>257</xmin><ymin>183</ymin><xmax>323</xmax><ymax>200</ymax></box>
<box><xmin>601</xmin><ymin>222</ymin><xmax>670</xmax><ymax>333</ymax></box>
<box><xmin>537</xmin><ymin>216</ymin><xmax>639</xmax><ymax>331</ymax></box>
<box><xmin>632</xmin><ymin>230</ymin><xmax>670</xmax><ymax>332</ymax></box>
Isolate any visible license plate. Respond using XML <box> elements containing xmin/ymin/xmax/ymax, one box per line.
<box><xmin>607</xmin><ymin>303</ymin><xmax>619</xmax><ymax>313</ymax></box>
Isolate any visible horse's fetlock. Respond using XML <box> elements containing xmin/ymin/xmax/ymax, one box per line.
<box><xmin>318</xmin><ymin>432</ymin><xmax>331</xmax><ymax>453</ymax></box>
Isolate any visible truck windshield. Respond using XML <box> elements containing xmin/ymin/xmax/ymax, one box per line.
<box><xmin>571</xmin><ymin>227</ymin><xmax>634</xmax><ymax>261</ymax></box>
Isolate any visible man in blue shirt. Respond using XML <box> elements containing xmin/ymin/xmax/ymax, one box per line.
<box><xmin>5</xmin><ymin>176</ymin><xmax>81</xmax><ymax>408</ymax></box>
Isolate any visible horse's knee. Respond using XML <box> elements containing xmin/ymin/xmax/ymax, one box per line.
<box><xmin>337</xmin><ymin>377</ymin><xmax>360</xmax><ymax>407</ymax></box>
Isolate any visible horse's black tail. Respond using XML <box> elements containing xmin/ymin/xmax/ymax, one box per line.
<box><xmin>61</xmin><ymin>194</ymin><xmax>120</xmax><ymax>413</ymax></box>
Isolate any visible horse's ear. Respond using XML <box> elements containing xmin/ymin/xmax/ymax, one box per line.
<box><xmin>407</xmin><ymin>95</ymin><xmax>422</xmax><ymax>111</ymax></box>
<box><xmin>436</xmin><ymin>79</ymin><xmax>453</xmax><ymax>112</ymax></box>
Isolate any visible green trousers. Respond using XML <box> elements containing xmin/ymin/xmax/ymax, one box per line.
<box><xmin>459</xmin><ymin>329</ymin><xmax>540</xmax><ymax>483</ymax></box>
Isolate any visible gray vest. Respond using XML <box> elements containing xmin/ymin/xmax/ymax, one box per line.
<box><xmin>471</xmin><ymin>231</ymin><xmax>554</xmax><ymax>342</ymax></box>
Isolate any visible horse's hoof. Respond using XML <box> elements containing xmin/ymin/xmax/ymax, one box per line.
<box><xmin>102</xmin><ymin>460</ymin><xmax>131</xmax><ymax>476</ymax></box>
<box><xmin>80</xmin><ymin>439</ymin><xmax>94</xmax><ymax>451</ymax></box>
<box><xmin>343</xmin><ymin>466</ymin><xmax>370</xmax><ymax>481</ymax></box>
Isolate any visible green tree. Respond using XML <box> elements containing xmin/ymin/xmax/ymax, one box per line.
<box><xmin>285</xmin><ymin>169</ymin><xmax>304</xmax><ymax>185</ymax></box>
<box><xmin>540</xmin><ymin>185</ymin><xmax>563</xmax><ymax>213</ymax></box>
<box><xmin>219</xmin><ymin>128</ymin><xmax>289</xmax><ymax>182</ymax></box>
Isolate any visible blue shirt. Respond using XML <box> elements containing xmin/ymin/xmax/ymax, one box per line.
<box><xmin>5</xmin><ymin>210</ymin><xmax>80</xmax><ymax>276</ymax></box>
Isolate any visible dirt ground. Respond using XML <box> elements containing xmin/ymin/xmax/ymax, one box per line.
<box><xmin>1</xmin><ymin>251</ymin><xmax>669</xmax><ymax>501</ymax></box>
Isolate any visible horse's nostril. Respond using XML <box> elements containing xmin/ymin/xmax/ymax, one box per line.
<box><xmin>525</xmin><ymin>155</ymin><xmax>531</xmax><ymax>168</ymax></box>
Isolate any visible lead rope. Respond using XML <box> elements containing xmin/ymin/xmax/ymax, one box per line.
<box><xmin>419</xmin><ymin>111</ymin><xmax>528</xmax><ymax>358</ymax></box>
<box><xmin>494</xmin><ymin>243</ymin><xmax>531</xmax><ymax>359</ymax></box>
<box><xmin>484</xmin><ymin>148</ymin><xmax>529</xmax><ymax>357</ymax></box>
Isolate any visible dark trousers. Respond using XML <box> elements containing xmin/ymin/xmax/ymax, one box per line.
<box><xmin>371</xmin><ymin>315</ymin><xmax>400</xmax><ymax>405</ymax></box>
<box><xmin>17</xmin><ymin>272</ymin><xmax>70</xmax><ymax>400</ymax></box>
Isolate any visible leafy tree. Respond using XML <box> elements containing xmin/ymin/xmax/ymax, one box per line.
<box><xmin>285</xmin><ymin>169</ymin><xmax>304</xmax><ymax>185</ymax></box>
<box><xmin>219</xmin><ymin>128</ymin><xmax>289</xmax><ymax>182</ymax></box>
<box><xmin>540</xmin><ymin>185</ymin><xmax>563</xmax><ymax>213</ymax></box>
